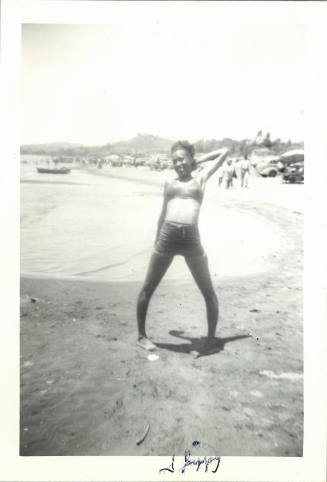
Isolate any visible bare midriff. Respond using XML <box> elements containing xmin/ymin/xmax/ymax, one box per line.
<box><xmin>165</xmin><ymin>197</ymin><xmax>201</xmax><ymax>225</ymax></box>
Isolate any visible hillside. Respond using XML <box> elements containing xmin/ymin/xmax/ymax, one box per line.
<box><xmin>21</xmin><ymin>134</ymin><xmax>304</xmax><ymax>158</ymax></box>
<box><xmin>20</xmin><ymin>134</ymin><xmax>173</xmax><ymax>157</ymax></box>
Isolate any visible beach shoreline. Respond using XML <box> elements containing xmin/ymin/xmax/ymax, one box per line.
<box><xmin>20</xmin><ymin>177</ymin><xmax>303</xmax><ymax>455</ymax></box>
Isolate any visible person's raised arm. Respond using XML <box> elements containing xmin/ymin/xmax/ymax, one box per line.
<box><xmin>196</xmin><ymin>147</ymin><xmax>229</xmax><ymax>183</ymax></box>
<box><xmin>155</xmin><ymin>182</ymin><xmax>168</xmax><ymax>242</ymax></box>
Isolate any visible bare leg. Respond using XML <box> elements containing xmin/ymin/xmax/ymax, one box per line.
<box><xmin>185</xmin><ymin>254</ymin><xmax>218</xmax><ymax>341</ymax></box>
<box><xmin>137</xmin><ymin>251</ymin><xmax>173</xmax><ymax>350</ymax></box>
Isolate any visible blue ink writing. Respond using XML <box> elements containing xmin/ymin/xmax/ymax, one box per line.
<box><xmin>159</xmin><ymin>450</ymin><xmax>221</xmax><ymax>474</ymax></box>
<box><xmin>159</xmin><ymin>455</ymin><xmax>175</xmax><ymax>474</ymax></box>
<box><xmin>180</xmin><ymin>450</ymin><xmax>220</xmax><ymax>473</ymax></box>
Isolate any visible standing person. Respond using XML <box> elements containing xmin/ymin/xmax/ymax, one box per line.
<box><xmin>217</xmin><ymin>165</ymin><xmax>224</xmax><ymax>188</ymax></box>
<box><xmin>222</xmin><ymin>158</ymin><xmax>234</xmax><ymax>189</ymax></box>
<box><xmin>234</xmin><ymin>159</ymin><xmax>242</xmax><ymax>187</ymax></box>
<box><xmin>136</xmin><ymin>141</ymin><xmax>229</xmax><ymax>352</ymax></box>
<box><xmin>240</xmin><ymin>156</ymin><xmax>250</xmax><ymax>188</ymax></box>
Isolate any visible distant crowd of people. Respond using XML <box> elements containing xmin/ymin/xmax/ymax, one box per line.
<box><xmin>28</xmin><ymin>153</ymin><xmax>252</xmax><ymax>188</ymax></box>
<box><xmin>217</xmin><ymin>157</ymin><xmax>250</xmax><ymax>189</ymax></box>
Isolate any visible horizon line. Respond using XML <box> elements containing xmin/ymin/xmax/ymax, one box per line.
<box><xmin>20</xmin><ymin>135</ymin><xmax>304</xmax><ymax>148</ymax></box>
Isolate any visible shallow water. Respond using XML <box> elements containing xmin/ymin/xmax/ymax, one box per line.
<box><xmin>21</xmin><ymin>164</ymin><xmax>283</xmax><ymax>281</ymax></box>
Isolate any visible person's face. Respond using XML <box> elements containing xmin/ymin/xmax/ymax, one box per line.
<box><xmin>172</xmin><ymin>148</ymin><xmax>193</xmax><ymax>179</ymax></box>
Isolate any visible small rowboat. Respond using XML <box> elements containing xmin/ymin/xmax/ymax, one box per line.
<box><xmin>37</xmin><ymin>167</ymin><xmax>71</xmax><ymax>174</ymax></box>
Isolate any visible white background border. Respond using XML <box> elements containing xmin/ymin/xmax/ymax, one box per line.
<box><xmin>1</xmin><ymin>1</ymin><xmax>326</xmax><ymax>481</ymax></box>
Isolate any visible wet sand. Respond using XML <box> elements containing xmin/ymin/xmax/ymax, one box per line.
<box><xmin>20</xmin><ymin>167</ymin><xmax>303</xmax><ymax>455</ymax></box>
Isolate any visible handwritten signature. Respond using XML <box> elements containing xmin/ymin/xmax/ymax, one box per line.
<box><xmin>159</xmin><ymin>450</ymin><xmax>221</xmax><ymax>474</ymax></box>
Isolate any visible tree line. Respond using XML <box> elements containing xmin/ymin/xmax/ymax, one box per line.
<box><xmin>21</xmin><ymin>133</ymin><xmax>303</xmax><ymax>158</ymax></box>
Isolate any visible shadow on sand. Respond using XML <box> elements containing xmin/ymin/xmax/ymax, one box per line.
<box><xmin>155</xmin><ymin>330</ymin><xmax>250</xmax><ymax>358</ymax></box>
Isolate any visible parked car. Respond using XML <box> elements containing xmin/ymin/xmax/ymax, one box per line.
<box><xmin>105</xmin><ymin>154</ymin><xmax>122</xmax><ymax>167</ymax></box>
<box><xmin>255</xmin><ymin>158</ymin><xmax>280</xmax><ymax>177</ymax></box>
<box><xmin>281</xmin><ymin>161</ymin><xmax>304</xmax><ymax>183</ymax></box>
<box><xmin>148</xmin><ymin>156</ymin><xmax>169</xmax><ymax>170</ymax></box>
<box><xmin>134</xmin><ymin>157</ymin><xmax>146</xmax><ymax>167</ymax></box>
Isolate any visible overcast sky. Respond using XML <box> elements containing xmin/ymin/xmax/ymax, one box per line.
<box><xmin>21</xmin><ymin>23</ymin><xmax>305</xmax><ymax>145</ymax></box>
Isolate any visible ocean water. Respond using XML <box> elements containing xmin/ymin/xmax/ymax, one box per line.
<box><xmin>21</xmin><ymin>164</ymin><xmax>283</xmax><ymax>282</ymax></box>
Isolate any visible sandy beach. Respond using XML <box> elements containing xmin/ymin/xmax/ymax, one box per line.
<box><xmin>20</xmin><ymin>165</ymin><xmax>303</xmax><ymax>456</ymax></box>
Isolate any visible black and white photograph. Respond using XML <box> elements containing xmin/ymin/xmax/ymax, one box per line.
<box><xmin>1</xmin><ymin>0</ymin><xmax>327</xmax><ymax>481</ymax></box>
<box><xmin>19</xmin><ymin>20</ymin><xmax>305</xmax><ymax>457</ymax></box>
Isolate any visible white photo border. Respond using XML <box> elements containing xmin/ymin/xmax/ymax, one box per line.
<box><xmin>1</xmin><ymin>1</ymin><xmax>326</xmax><ymax>481</ymax></box>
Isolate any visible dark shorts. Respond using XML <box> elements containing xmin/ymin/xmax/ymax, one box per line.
<box><xmin>155</xmin><ymin>221</ymin><xmax>204</xmax><ymax>257</ymax></box>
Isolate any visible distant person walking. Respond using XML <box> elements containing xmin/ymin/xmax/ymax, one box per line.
<box><xmin>234</xmin><ymin>159</ymin><xmax>242</xmax><ymax>187</ymax></box>
<box><xmin>222</xmin><ymin>159</ymin><xmax>234</xmax><ymax>189</ymax></box>
<box><xmin>240</xmin><ymin>157</ymin><xmax>250</xmax><ymax>188</ymax></box>
<box><xmin>217</xmin><ymin>165</ymin><xmax>224</xmax><ymax>188</ymax></box>
<box><xmin>136</xmin><ymin>141</ymin><xmax>229</xmax><ymax>353</ymax></box>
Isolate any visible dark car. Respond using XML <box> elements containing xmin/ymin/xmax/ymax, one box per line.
<box><xmin>281</xmin><ymin>162</ymin><xmax>304</xmax><ymax>183</ymax></box>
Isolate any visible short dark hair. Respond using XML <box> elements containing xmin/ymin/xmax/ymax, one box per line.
<box><xmin>171</xmin><ymin>140</ymin><xmax>195</xmax><ymax>158</ymax></box>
